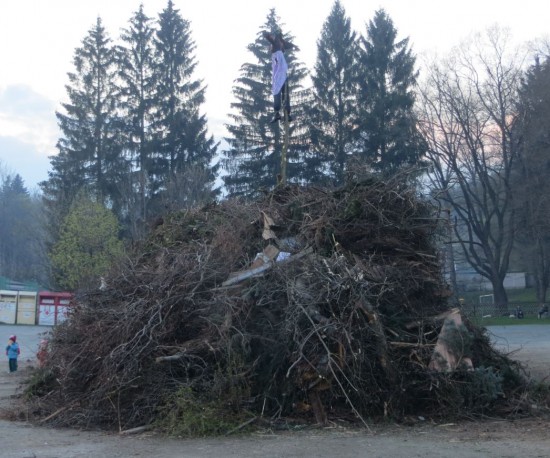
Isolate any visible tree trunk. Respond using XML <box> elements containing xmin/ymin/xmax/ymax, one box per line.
<box><xmin>534</xmin><ymin>244</ymin><xmax>550</xmax><ymax>303</ymax></box>
<box><xmin>492</xmin><ymin>281</ymin><xmax>508</xmax><ymax>314</ymax></box>
<box><xmin>535</xmin><ymin>276</ymin><xmax>548</xmax><ymax>304</ymax></box>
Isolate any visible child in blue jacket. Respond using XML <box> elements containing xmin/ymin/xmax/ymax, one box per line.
<box><xmin>6</xmin><ymin>334</ymin><xmax>20</xmax><ymax>373</ymax></box>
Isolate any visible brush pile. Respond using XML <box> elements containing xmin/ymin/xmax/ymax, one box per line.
<box><xmin>28</xmin><ymin>177</ymin><xmax>527</xmax><ymax>432</ymax></box>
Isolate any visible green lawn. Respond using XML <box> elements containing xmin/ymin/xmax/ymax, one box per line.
<box><xmin>460</xmin><ymin>287</ymin><xmax>549</xmax><ymax>324</ymax></box>
<box><xmin>470</xmin><ymin>316</ymin><xmax>550</xmax><ymax>326</ymax></box>
<box><xmin>459</xmin><ymin>287</ymin><xmax>539</xmax><ymax>305</ymax></box>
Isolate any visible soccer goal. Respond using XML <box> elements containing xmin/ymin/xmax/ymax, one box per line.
<box><xmin>479</xmin><ymin>294</ymin><xmax>494</xmax><ymax>305</ymax></box>
<box><xmin>478</xmin><ymin>294</ymin><xmax>495</xmax><ymax>317</ymax></box>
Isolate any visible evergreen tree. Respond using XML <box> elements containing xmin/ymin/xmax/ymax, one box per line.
<box><xmin>117</xmin><ymin>4</ymin><xmax>157</xmax><ymax>238</ymax></box>
<box><xmin>310</xmin><ymin>0</ymin><xmax>359</xmax><ymax>185</ymax></box>
<box><xmin>0</xmin><ymin>175</ymin><xmax>47</xmax><ymax>284</ymax></box>
<box><xmin>222</xmin><ymin>9</ymin><xmax>310</xmax><ymax>198</ymax></box>
<box><xmin>151</xmin><ymin>0</ymin><xmax>218</xmax><ymax>211</ymax></box>
<box><xmin>44</xmin><ymin>17</ymin><xmax>128</xmax><ymax>224</ymax></box>
<box><xmin>40</xmin><ymin>148</ymin><xmax>87</xmax><ymax>257</ymax></box>
<box><xmin>512</xmin><ymin>55</ymin><xmax>550</xmax><ymax>302</ymax></box>
<box><xmin>356</xmin><ymin>9</ymin><xmax>425</xmax><ymax>175</ymax></box>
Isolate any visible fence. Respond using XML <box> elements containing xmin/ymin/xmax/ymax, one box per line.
<box><xmin>461</xmin><ymin>301</ymin><xmax>546</xmax><ymax>319</ymax></box>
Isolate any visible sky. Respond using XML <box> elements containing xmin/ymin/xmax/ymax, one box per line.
<box><xmin>0</xmin><ymin>0</ymin><xmax>549</xmax><ymax>191</ymax></box>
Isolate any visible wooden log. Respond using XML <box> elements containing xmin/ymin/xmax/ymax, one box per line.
<box><xmin>222</xmin><ymin>263</ymin><xmax>272</xmax><ymax>287</ymax></box>
<box><xmin>39</xmin><ymin>406</ymin><xmax>68</xmax><ymax>423</ymax></box>
<box><xmin>225</xmin><ymin>416</ymin><xmax>257</xmax><ymax>436</ymax></box>
<box><xmin>356</xmin><ymin>299</ymin><xmax>397</xmax><ymax>384</ymax></box>
<box><xmin>221</xmin><ymin>247</ymin><xmax>312</xmax><ymax>287</ymax></box>
<box><xmin>405</xmin><ymin>307</ymin><xmax>461</xmax><ymax>330</ymax></box>
<box><xmin>309</xmin><ymin>390</ymin><xmax>328</xmax><ymax>425</ymax></box>
<box><xmin>119</xmin><ymin>425</ymin><xmax>152</xmax><ymax>435</ymax></box>
<box><xmin>155</xmin><ymin>353</ymin><xmax>186</xmax><ymax>363</ymax></box>
<box><xmin>388</xmin><ymin>341</ymin><xmax>435</xmax><ymax>348</ymax></box>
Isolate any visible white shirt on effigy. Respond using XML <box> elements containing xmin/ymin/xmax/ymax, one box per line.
<box><xmin>271</xmin><ymin>50</ymin><xmax>288</xmax><ymax>95</ymax></box>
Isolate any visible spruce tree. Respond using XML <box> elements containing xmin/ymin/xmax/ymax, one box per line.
<box><xmin>356</xmin><ymin>9</ymin><xmax>425</xmax><ymax>175</ymax></box>
<box><xmin>56</xmin><ymin>17</ymin><xmax>127</xmax><ymax>208</ymax></box>
<box><xmin>117</xmin><ymin>4</ymin><xmax>157</xmax><ymax>238</ymax></box>
<box><xmin>151</xmin><ymin>0</ymin><xmax>218</xmax><ymax>211</ymax></box>
<box><xmin>310</xmin><ymin>0</ymin><xmax>359</xmax><ymax>185</ymax></box>
<box><xmin>42</xmin><ymin>17</ymin><xmax>128</xmax><ymax>248</ymax></box>
<box><xmin>222</xmin><ymin>9</ymin><xmax>310</xmax><ymax>198</ymax></box>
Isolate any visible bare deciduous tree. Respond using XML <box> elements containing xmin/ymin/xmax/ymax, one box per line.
<box><xmin>419</xmin><ymin>28</ymin><xmax>526</xmax><ymax>309</ymax></box>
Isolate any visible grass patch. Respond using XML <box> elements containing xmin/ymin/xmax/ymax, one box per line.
<box><xmin>471</xmin><ymin>316</ymin><xmax>550</xmax><ymax>326</ymax></box>
<box><xmin>155</xmin><ymin>387</ymin><xmax>254</xmax><ymax>437</ymax></box>
<box><xmin>23</xmin><ymin>368</ymin><xmax>58</xmax><ymax>399</ymax></box>
<box><xmin>459</xmin><ymin>287</ymin><xmax>539</xmax><ymax>305</ymax></box>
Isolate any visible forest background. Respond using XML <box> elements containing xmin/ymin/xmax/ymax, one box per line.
<box><xmin>0</xmin><ymin>0</ymin><xmax>549</xmax><ymax>310</ymax></box>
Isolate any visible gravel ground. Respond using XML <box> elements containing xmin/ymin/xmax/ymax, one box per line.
<box><xmin>1</xmin><ymin>324</ymin><xmax>549</xmax><ymax>458</ymax></box>
<box><xmin>487</xmin><ymin>325</ymin><xmax>550</xmax><ymax>380</ymax></box>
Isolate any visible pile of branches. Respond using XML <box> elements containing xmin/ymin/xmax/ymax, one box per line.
<box><xmin>28</xmin><ymin>177</ymin><xmax>528</xmax><ymax>431</ymax></box>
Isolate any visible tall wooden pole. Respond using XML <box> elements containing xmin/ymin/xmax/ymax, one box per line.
<box><xmin>280</xmin><ymin>111</ymin><xmax>289</xmax><ymax>185</ymax></box>
<box><xmin>279</xmin><ymin>86</ymin><xmax>289</xmax><ymax>185</ymax></box>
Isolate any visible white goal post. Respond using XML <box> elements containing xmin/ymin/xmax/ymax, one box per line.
<box><xmin>479</xmin><ymin>294</ymin><xmax>494</xmax><ymax>305</ymax></box>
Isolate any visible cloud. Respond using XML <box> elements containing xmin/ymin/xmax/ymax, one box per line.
<box><xmin>0</xmin><ymin>84</ymin><xmax>59</xmax><ymax>153</ymax></box>
<box><xmin>0</xmin><ymin>84</ymin><xmax>55</xmax><ymax>117</ymax></box>
<box><xmin>0</xmin><ymin>135</ymin><xmax>52</xmax><ymax>191</ymax></box>
<box><xmin>0</xmin><ymin>85</ymin><xmax>57</xmax><ymax>190</ymax></box>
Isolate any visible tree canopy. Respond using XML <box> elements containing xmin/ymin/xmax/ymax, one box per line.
<box><xmin>14</xmin><ymin>1</ymin><xmax>548</xmax><ymax>299</ymax></box>
<box><xmin>222</xmin><ymin>9</ymin><xmax>310</xmax><ymax>198</ymax></box>
<box><xmin>41</xmin><ymin>2</ymin><xmax>219</xmax><ymax>246</ymax></box>
<box><xmin>0</xmin><ymin>173</ymin><xmax>48</xmax><ymax>285</ymax></box>
<box><xmin>309</xmin><ymin>0</ymin><xmax>358</xmax><ymax>185</ymax></box>
<box><xmin>50</xmin><ymin>195</ymin><xmax>124</xmax><ymax>290</ymax></box>
<box><xmin>419</xmin><ymin>28</ymin><xmax>524</xmax><ymax>308</ymax></box>
<box><xmin>355</xmin><ymin>9</ymin><xmax>425</xmax><ymax>175</ymax></box>
<box><xmin>512</xmin><ymin>54</ymin><xmax>550</xmax><ymax>302</ymax></box>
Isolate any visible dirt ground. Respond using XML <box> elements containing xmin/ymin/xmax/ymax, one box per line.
<box><xmin>487</xmin><ymin>325</ymin><xmax>550</xmax><ymax>381</ymax></box>
<box><xmin>1</xmin><ymin>325</ymin><xmax>550</xmax><ymax>458</ymax></box>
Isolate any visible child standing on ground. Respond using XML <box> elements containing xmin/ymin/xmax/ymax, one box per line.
<box><xmin>6</xmin><ymin>335</ymin><xmax>20</xmax><ymax>373</ymax></box>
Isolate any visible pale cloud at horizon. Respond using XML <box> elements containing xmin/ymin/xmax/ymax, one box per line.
<box><xmin>0</xmin><ymin>135</ymin><xmax>52</xmax><ymax>192</ymax></box>
<box><xmin>0</xmin><ymin>85</ymin><xmax>58</xmax><ymax>189</ymax></box>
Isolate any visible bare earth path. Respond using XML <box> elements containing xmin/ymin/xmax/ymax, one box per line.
<box><xmin>1</xmin><ymin>324</ymin><xmax>550</xmax><ymax>458</ymax></box>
